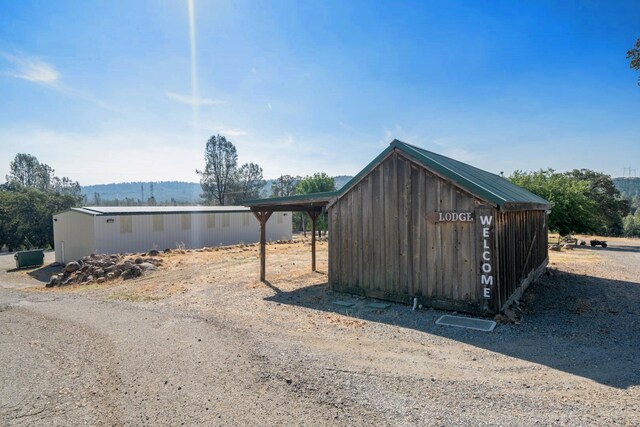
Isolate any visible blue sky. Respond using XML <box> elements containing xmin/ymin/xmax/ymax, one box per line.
<box><xmin>1</xmin><ymin>0</ymin><xmax>639</xmax><ymax>185</ymax></box>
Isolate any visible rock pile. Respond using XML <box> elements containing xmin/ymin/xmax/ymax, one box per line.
<box><xmin>47</xmin><ymin>253</ymin><xmax>162</xmax><ymax>287</ymax></box>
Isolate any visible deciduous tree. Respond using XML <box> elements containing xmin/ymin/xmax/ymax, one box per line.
<box><xmin>229</xmin><ymin>162</ymin><xmax>264</xmax><ymax>204</ymax></box>
<box><xmin>296</xmin><ymin>172</ymin><xmax>336</xmax><ymax>195</ymax></box>
<box><xmin>566</xmin><ymin>169</ymin><xmax>629</xmax><ymax>235</ymax></box>
<box><xmin>0</xmin><ymin>187</ymin><xmax>78</xmax><ymax>250</ymax></box>
<box><xmin>1</xmin><ymin>154</ymin><xmax>83</xmax><ymax>250</ymax></box>
<box><xmin>6</xmin><ymin>153</ymin><xmax>53</xmax><ymax>191</ymax></box>
<box><xmin>510</xmin><ymin>169</ymin><xmax>598</xmax><ymax>236</ymax></box>
<box><xmin>271</xmin><ymin>175</ymin><xmax>300</xmax><ymax>198</ymax></box>
<box><xmin>296</xmin><ymin>173</ymin><xmax>336</xmax><ymax>236</ymax></box>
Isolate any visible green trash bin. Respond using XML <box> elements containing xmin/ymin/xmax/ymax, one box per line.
<box><xmin>14</xmin><ymin>249</ymin><xmax>45</xmax><ymax>268</ymax></box>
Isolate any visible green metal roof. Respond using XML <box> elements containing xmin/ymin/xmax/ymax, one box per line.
<box><xmin>388</xmin><ymin>140</ymin><xmax>551</xmax><ymax>208</ymax></box>
<box><xmin>244</xmin><ymin>139</ymin><xmax>550</xmax><ymax>210</ymax></box>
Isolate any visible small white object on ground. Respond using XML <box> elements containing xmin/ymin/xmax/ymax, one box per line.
<box><xmin>435</xmin><ymin>315</ymin><xmax>496</xmax><ymax>332</ymax></box>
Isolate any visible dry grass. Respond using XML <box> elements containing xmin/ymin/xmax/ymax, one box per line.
<box><xmin>102</xmin><ymin>239</ymin><xmax>328</xmax><ymax>302</ymax></box>
<box><xmin>549</xmin><ymin>250</ymin><xmax>601</xmax><ymax>264</ymax></box>
<box><xmin>547</xmin><ymin>233</ymin><xmax>604</xmax><ymax>268</ymax></box>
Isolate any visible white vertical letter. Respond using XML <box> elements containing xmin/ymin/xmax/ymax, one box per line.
<box><xmin>480</xmin><ymin>215</ymin><xmax>493</xmax><ymax>226</ymax></box>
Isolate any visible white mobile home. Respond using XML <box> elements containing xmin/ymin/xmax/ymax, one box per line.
<box><xmin>53</xmin><ymin>206</ymin><xmax>292</xmax><ymax>263</ymax></box>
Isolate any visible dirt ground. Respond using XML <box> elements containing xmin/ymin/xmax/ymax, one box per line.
<box><xmin>1</xmin><ymin>235</ymin><xmax>639</xmax><ymax>426</ymax></box>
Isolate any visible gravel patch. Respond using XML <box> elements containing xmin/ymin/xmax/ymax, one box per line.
<box><xmin>1</xmin><ymin>236</ymin><xmax>639</xmax><ymax>425</ymax></box>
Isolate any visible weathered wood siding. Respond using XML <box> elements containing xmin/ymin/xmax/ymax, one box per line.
<box><xmin>329</xmin><ymin>152</ymin><xmax>494</xmax><ymax>313</ymax></box>
<box><xmin>493</xmin><ymin>210</ymin><xmax>548</xmax><ymax>311</ymax></box>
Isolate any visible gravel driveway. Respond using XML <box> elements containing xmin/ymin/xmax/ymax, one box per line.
<box><xmin>0</xmin><ymin>237</ymin><xmax>638</xmax><ymax>426</ymax></box>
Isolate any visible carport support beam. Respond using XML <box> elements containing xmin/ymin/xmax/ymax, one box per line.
<box><xmin>253</xmin><ymin>211</ymin><xmax>273</xmax><ymax>281</ymax></box>
<box><xmin>307</xmin><ymin>210</ymin><xmax>320</xmax><ymax>272</ymax></box>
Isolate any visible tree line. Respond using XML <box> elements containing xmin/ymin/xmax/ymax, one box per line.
<box><xmin>0</xmin><ymin>154</ymin><xmax>83</xmax><ymax>250</ymax></box>
<box><xmin>0</xmin><ymin>135</ymin><xmax>338</xmax><ymax>251</ymax></box>
<box><xmin>2</xmin><ymin>135</ymin><xmax>636</xmax><ymax>251</ymax></box>
<box><xmin>509</xmin><ymin>169</ymin><xmax>631</xmax><ymax>236</ymax></box>
<box><xmin>613</xmin><ymin>177</ymin><xmax>640</xmax><ymax>236</ymax></box>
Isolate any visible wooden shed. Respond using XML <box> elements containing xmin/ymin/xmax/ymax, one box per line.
<box><xmin>246</xmin><ymin>140</ymin><xmax>551</xmax><ymax>315</ymax></box>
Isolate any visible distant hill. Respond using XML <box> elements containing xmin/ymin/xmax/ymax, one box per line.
<box><xmin>613</xmin><ymin>177</ymin><xmax>640</xmax><ymax>199</ymax></box>
<box><xmin>82</xmin><ymin>175</ymin><xmax>355</xmax><ymax>205</ymax></box>
<box><xmin>334</xmin><ymin>175</ymin><xmax>353</xmax><ymax>189</ymax></box>
<box><xmin>82</xmin><ymin>181</ymin><xmax>201</xmax><ymax>204</ymax></box>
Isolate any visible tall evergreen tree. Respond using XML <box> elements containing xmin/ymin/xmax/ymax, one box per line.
<box><xmin>196</xmin><ymin>134</ymin><xmax>238</xmax><ymax>205</ymax></box>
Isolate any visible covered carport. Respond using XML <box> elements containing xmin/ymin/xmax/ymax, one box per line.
<box><xmin>244</xmin><ymin>192</ymin><xmax>335</xmax><ymax>281</ymax></box>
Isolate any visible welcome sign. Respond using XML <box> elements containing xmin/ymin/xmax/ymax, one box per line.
<box><xmin>479</xmin><ymin>214</ymin><xmax>494</xmax><ymax>300</ymax></box>
<box><xmin>427</xmin><ymin>210</ymin><xmax>494</xmax><ymax>301</ymax></box>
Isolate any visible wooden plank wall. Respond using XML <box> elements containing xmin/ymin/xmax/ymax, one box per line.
<box><xmin>329</xmin><ymin>152</ymin><xmax>491</xmax><ymax>313</ymax></box>
<box><xmin>494</xmin><ymin>210</ymin><xmax>548</xmax><ymax>310</ymax></box>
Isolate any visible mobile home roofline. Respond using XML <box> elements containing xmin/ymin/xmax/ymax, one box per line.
<box><xmin>55</xmin><ymin>206</ymin><xmax>252</xmax><ymax>216</ymax></box>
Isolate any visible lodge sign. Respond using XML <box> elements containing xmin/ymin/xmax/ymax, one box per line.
<box><xmin>426</xmin><ymin>211</ymin><xmax>474</xmax><ymax>223</ymax></box>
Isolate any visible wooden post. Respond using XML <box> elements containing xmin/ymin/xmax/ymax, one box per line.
<box><xmin>252</xmin><ymin>211</ymin><xmax>272</xmax><ymax>281</ymax></box>
<box><xmin>307</xmin><ymin>210</ymin><xmax>320</xmax><ymax>272</ymax></box>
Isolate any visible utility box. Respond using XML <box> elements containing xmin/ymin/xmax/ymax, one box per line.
<box><xmin>14</xmin><ymin>249</ymin><xmax>45</xmax><ymax>268</ymax></box>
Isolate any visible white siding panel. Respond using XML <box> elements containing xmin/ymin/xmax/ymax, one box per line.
<box><xmin>52</xmin><ymin>211</ymin><xmax>96</xmax><ymax>263</ymax></box>
<box><xmin>93</xmin><ymin>211</ymin><xmax>292</xmax><ymax>255</ymax></box>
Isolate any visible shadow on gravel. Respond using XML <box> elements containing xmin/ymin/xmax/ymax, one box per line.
<box><xmin>265</xmin><ymin>270</ymin><xmax>640</xmax><ymax>389</ymax></box>
<box><xmin>579</xmin><ymin>245</ymin><xmax>640</xmax><ymax>254</ymax></box>
<box><xmin>554</xmin><ymin>241</ymin><xmax>640</xmax><ymax>254</ymax></box>
<box><xmin>26</xmin><ymin>264</ymin><xmax>62</xmax><ymax>283</ymax></box>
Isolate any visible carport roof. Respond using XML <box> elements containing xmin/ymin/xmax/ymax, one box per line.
<box><xmin>243</xmin><ymin>191</ymin><xmax>336</xmax><ymax>211</ymax></box>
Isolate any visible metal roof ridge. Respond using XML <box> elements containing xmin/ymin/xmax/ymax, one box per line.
<box><xmin>79</xmin><ymin>207</ymin><xmax>105</xmax><ymax>214</ymax></box>
<box><xmin>394</xmin><ymin>140</ymin><xmax>509</xmax><ymax>204</ymax></box>
<box><xmin>76</xmin><ymin>206</ymin><xmax>252</xmax><ymax>214</ymax></box>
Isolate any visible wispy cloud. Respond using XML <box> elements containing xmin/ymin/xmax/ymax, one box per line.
<box><xmin>431</xmin><ymin>138</ymin><xmax>452</xmax><ymax>147</ymax></box>
<box><xmin>197</xmin><ymin>123</ymin><xmax>249</xmax><ymax>137</ymax></box>
<box><xmin>1</xmin><ymin>51</ymin><xmax>119</xmax><ymax>111</ymax></box>
<box><xmin>379</xmin><ymin>124</ymin><xmax>424</xmax><ymax>147</ymax></box>
<box><xmin>380</xmin><ymin>129</ymin><xmax>393</xmax><ymax>146</ymax></box>
<box><xmin>1</xmin><ymin>52</ymin><xmax>60</xmax><ymax>84</ymax></box>
<box><xmin>222</xmin><ymin>128</ymin><xmax>248</xmax><ymax>137</ymax></box>
<box><xmin>442</xmin><ymin>147</ymin><xmax>474</xmax><ymax>162</ymax></box>
<box><xmin>166</xmin><ymin>91</ymin><xmax>224</xmax><ymax>106</ymax></box>
<box><xmin>426</xmin><ymin>137</ymin><xmax>475</xmax><ymax>162</ymax></box>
